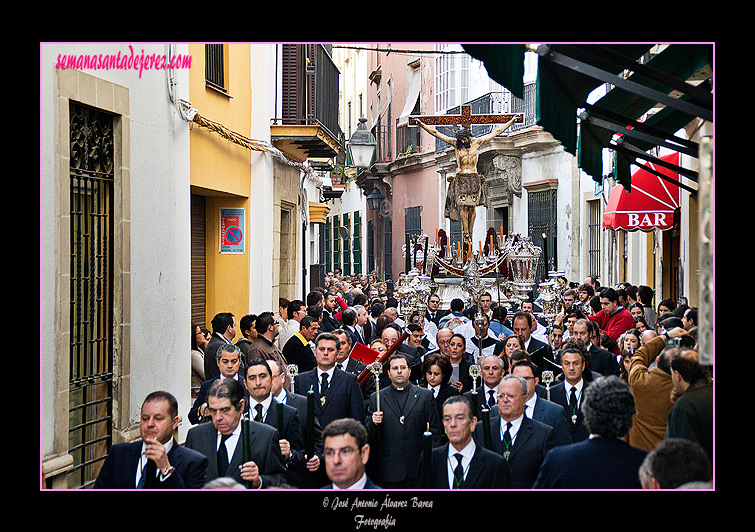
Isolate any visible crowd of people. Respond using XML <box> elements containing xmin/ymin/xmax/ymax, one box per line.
<box><xmin>96</xmin><ymin>271</ymin><xmax>712</xmax><ymax>490</ymax></box>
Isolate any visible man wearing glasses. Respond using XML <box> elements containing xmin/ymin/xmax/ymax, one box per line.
<box><xmin>476</xmin><ymin>374</ymin><xmax>556</xmax><ymax>489</ymax></box>
<box><xmin>321</xmin><ymin>419</ymin><xmax>380</xmax><ymax>489</ymax></box>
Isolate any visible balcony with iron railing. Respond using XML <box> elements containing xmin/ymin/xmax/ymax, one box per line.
<box><xmin>272</xmin><ymin>44</ymin><xmax>342</xmax><ymax>161</ymax></box>
<box><xmin>311</xmin><ymin>44</ymin><xmax>340</xmax><ymax>141</ymax></box>
<box><xmin>396</xmin><ymin>120</ymin><xmax>422</xmax><ymax>159</ymax></box>
<box><xmin>434</xmin><ymin>85</ymin><xmax>536</xmax><ymax>153</ymax></box>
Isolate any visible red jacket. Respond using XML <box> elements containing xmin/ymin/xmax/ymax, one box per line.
<box><xmin>588</xmin><ymin>307</ymin><xmax>635</xmax><ymax>355</ymax></box>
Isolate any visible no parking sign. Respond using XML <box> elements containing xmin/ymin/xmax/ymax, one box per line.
<box><xmin>220</xmin><ymin>208</ymin><xmax>245</xmax><ymax>254</ymax></box>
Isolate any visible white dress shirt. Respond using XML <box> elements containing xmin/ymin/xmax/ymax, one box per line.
<box><xmin>217</xmin><ymin>420</ymin><xmax>242</xmax><ymax>462</ymax></box>
<box><xmin>136</xmin><ymin>437</ymin><xmax>174</xmax><ymax>486</ymax></box>
<box><xmin>248</xmin><ymin>394</ymin><xmax>274</xmax><ymax>422</ymax></box>
<box><xmin>317</xmin><ymin>366</ymin><xmax>336</xmax><ymax>393</ymax></box>
<box><xmin>447</xmin><ymin>438</ymin><xmax>476</xmax><ymax>488</ymax></box>
<box><xmin>332</xmin><ymin>472</ymin><xmax>368</xmax><ymax>489</ymax></box>
<box><xmin>499</xmin><ymin>414</ymin><xmax>524</xmax><ymax>446</ymax></box>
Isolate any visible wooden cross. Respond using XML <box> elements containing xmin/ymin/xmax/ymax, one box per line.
<box><xmin>409</xmin><ymin>105</ymin><xmax>523</xmax><ymax>128</ymax></box>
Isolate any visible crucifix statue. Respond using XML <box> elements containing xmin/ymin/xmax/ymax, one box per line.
<box><xmin>411</xmin><ymin>105</ymin><xmax>522</xmax><ymax>247</ymax></box>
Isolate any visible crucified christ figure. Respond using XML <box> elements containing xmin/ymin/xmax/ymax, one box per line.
<box><xmin>415</xmin><ymin>116</ymin><xmax>518</xmax><ymax>246</ymax></box>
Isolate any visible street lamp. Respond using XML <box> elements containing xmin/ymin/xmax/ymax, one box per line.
<box><xmin>347</xmin><ymin>117</ymin><xmax>376</xmax><ymax>168</ymax></box>
<box><xmin>366</xmin><ymin>186</ymin><xmax>384</xmax><ymax>211</ymax></box>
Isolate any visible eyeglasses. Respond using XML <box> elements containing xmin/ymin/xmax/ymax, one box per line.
<box><xmin>497</xmin><ymin>392</ymin><xmax>523</xmax><ymax>401</ymax></box>
<box><xmin>324</xmin><ymin>446</ymin><xmax>360</xmax><ymax>459</ymax></box>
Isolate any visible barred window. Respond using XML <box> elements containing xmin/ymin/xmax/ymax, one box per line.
<box><xmin>404</xmin><ymin>206</ymin><xmax>422</xmax><ymax>237</ymax></box>
<box><xmin>587</xmin><ymin>199</ymin><xmax>602</xmax><ymax>279</ymax></box>
<box><xmin>528</xmin><ymin>189</ymin><xmax>557</xmax><ymax>280</ymax></box>
<box><xmin>205</xmin><ymin>44</ymin><xmax>226</xmax><ymax>92</ymax></box>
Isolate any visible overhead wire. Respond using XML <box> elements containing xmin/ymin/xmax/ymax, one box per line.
<box><xmin>165</xmin><ymin>44</ymin><xmax>321</xmax><ymax>187</ymax></box>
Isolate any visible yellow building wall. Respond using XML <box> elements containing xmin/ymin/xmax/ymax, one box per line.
<box><xmin>189</xmin><ymin>43</ymin><xmax>252</xmax><ymax>341</ymax></box>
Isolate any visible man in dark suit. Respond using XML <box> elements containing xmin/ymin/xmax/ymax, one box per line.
<box><xmin>244</xmin><ymin>358</ymin><xmax>319</xmax><ymax>487</ymax></box>
<box><xmin>204</xmin><ymin>312</ymin><xmax>237</xmax><ymax>381</ymax></box>
<box><xmin>188</xmin><ymin>343</ymin><xmax>246</xmax><ymax>425</ymax></box>
<box><xmin>333</xmin><ymin>329</ymin><xmax>375</xmax><ymax>402</ymax></box>
<box><xmin>341</xmin><ymin>307</ymin><xmax>367</xmax><ymax>346</ymax></box>
<box><xmin>321</xmin><ymin>418</ymin><xmax>381</xmax><ymax>489</ymax></box>
<box><xmin>268</xmin><ymin>359</ymin><xmax>326</xmax><ymax>487</ymax></box>
<box><xmin>512</xmin><ymin>311</ymin><xmax>559</xmax><ymax>377</ymax></box>
<box><xmin>572</xmin><ymin>319</ymin><xmax>619</xmax><ymax>377</ymax></box>
<box><xmin>294</xmin><ymin>332</ymin><xmax>365</xmax><ymax>429</ymax></box>
<box><xmin>475</xmin><ymin>375</ymin><xmax>555</xmax><ymax>489</ymax></box>
<box><xmin>184</xmin><ymin>378</ymin><xmax>287</xmax><ymax>488</ymax></box>
<box><xmin>533</xmin><ymin>376</ymin><xmax>648</xmax><ymax>489</ymax></box>
<box><xmin>366</xmin><ymin>353</ymin><xmax>442</xmax><ymax>488</ymax></box>
<box><xmin>511</xmin><ymin>360</ymin><xmax>572</xmax><ymax>446</ymax></box>
<box><xmin>464</xmin><ymin>354</ymin><xmax>504</xmax><ymax>419</ymax></box>
<box><xmin>547</xmin><ymin>346</ymin><xmax>591</xmax><ymax>443</ymax></box>
<box><xmin>95</xmin><ymin>391</ymin><xmax>208</xmax><ymax>489</ymax></box>
<box><xmin>424</xmin><ymin>293</ymin><xmax>446</xmax><ymax>327</ymax></box>
<box><xmin>426</xmin><ymin>395</ymin><xmax>511</xmax><ymax>489</ymax></box>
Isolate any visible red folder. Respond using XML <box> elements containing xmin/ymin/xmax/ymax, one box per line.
<box><xmin>349</xmin><ymin>343</ymin><xmax>379</xmax><ymax>365</ymax></box>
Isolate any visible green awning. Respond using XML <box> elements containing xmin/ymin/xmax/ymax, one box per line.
<box><xmin>463</xmin><ymin>44</ymin><xmax>528</xmax><ymax>100</ymax></box>
<box><xmin>462</xmin><ymin>43</ymin><xmax>713</xmax><ymax>192</ymax></box>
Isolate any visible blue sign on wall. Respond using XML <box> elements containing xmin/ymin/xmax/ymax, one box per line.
<box><xmin>220</xmin><ymin>208</ymin><xmax>245</xmax><ymax>254</ymax></box>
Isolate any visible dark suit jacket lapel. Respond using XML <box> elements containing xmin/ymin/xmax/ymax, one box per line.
<box><xmin>125</xmin><ymin>442</ymin><xmax>143</xmax><ymax>487</ymax></box>
<box><xmin>202</xmin><ymin>425</ymin><xmax>222</xmax><ymax>479</ymax></box>
<box><xmin>462</xmin><ymin>445</ymin><xmax>487</xmax><ymax>488</ymax></box>
<box><xmin>402</xmin><ymin>384</ymin><xmax>421</xmax><ymax>420</ymax></box>
<box><xmin>165</xmin><ymin>438</ymin><xmax>183</xmax><ymax>471</ymax></box>
<box><xmin>321</xmin><ymin>369</ymin><xmax>344</xmax><ymax>413</ymax></box>
<box><xmin>300</xmin><ymin>371</ymin><xmax>323</xmax><ymax>416</ymax></box>
<box><xmin>508</xmin><ymin>417</ymin><xmax>531</xmax><ymax>461</ymax></box>
<box><xmin>382</xmin><ymin>386</ymin><xmax>400</xmax><ymax>419</ymax></box>
<box><xmin>228</xmin><ymin>421</ymin><xmax>253</xmax><ymax>475</ymax></box>
<box><xmin>487</xmin><ymin>415</ymin><xmax>504</xmax><ymax>455</ymax></box>
<box><xmin>262</xmin><ymin>401</ymin><xmax>277</xmax><ymax>427</ymax></box>
<box><xmin>432</xmin><ymin>444</ymin><xmax>452</xmax><ymax>489</ymax></box>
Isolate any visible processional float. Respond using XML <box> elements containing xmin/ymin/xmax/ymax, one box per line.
<box><xmin>397</xmin><ymin>229</ymin><xmax>549</xmax><ymax>452</ymax></box>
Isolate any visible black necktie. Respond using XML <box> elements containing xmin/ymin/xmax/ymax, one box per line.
<box><xmin>217</xmin><ymin>433</ymin><xmax>231</xmax><ymax>476</ymax></box>
<box><xmin>569</xmin><ymin>387</ymin><xmax>578</xmax><ymax>409</ymax></box>
<box><xmin>140</xmin><ymin>458</ymin><xmax>157</xmax><ymax>489</ymax></box>
<box><xmin>254</xmin><ymin>404</ymin><xmax>263</xmax><ymax>422</ymax></box>
<box><xmin>453</xmin><ymin>453</ymin><xmax>464</xmax><ymax>488</ymax></box>
<box><xmin>488</xmin><ymin>390</ymin><xmax>496</xmax><ymax>407</ymax></box>
<box><xmin>321</xmin><ymin>372</ymin><xmax>329</xmax><ymax>396</ymax></box>
<box><xmin>504</xmin><ymin>422</ymin><xmax>512</xmax><ymax>445</ymax></box>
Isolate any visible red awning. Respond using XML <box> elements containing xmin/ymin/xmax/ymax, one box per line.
<box><xmin>603</xmin><ymin>152</ymin><xmax>680</xmax><ymax>232</ymax></box>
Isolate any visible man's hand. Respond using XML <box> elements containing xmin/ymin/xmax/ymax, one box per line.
<box><xmin>144</xmin><ymin>438</ymin><xmax>171</xmax><ymax>473</ymax></box>
<box><xmin>306</xmin><ymin>454</ymin><xmax>320</xmax><ymax>472</ymax></box>
<box><xmin>371</xmin><ymin>411</ymin><xmax>383</xmax><ymax>425</ymax></box>
<box><xmin>279</xmin><ymin>439</ymin><xmax>291</xmax><ymax>460</ymax></box>
<box><xmin>239</xmin><ymin>461</ymin><xmax>261</xmax><ymax>488</ymax></box>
